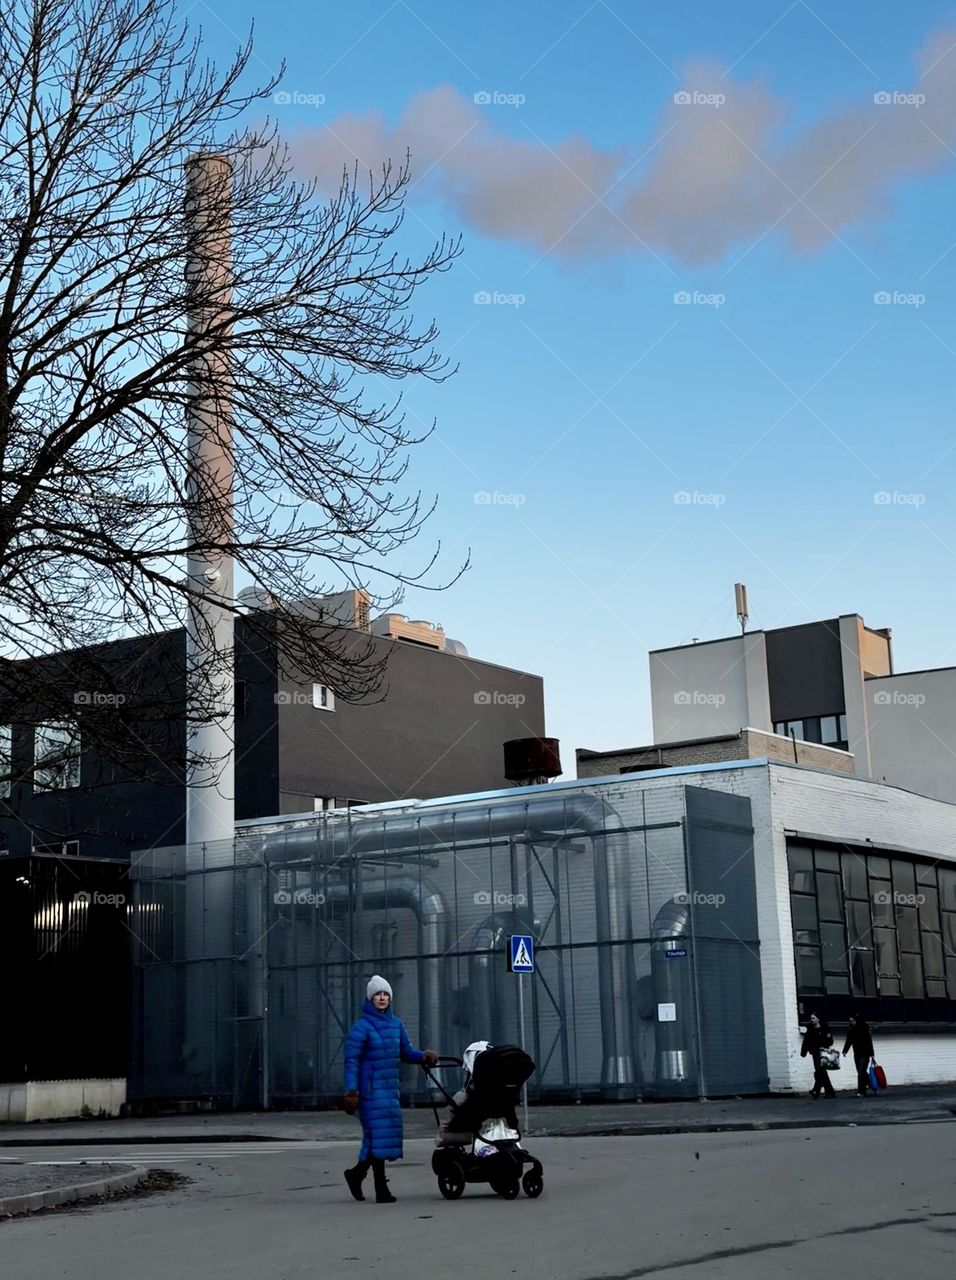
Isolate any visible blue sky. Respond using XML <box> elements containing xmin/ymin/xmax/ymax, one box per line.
<box><xmin>200</xmin><ymin>0</ymin><xmax>956</xmax><ymax>766</ymax></box>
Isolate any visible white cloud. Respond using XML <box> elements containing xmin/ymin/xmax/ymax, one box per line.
<box><xmin>287</xmin><ymin>31</ymin><xmax>956</xmax><ymax>266</ymax></box>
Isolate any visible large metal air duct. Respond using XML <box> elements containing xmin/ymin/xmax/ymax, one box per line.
<box><xmin>650</xmin><ymin>898</ymin><xmax>698</xmax><ymax>1095</ymax></box>
<box><xmin>262</xmin><ymin>792</ymin><xmax>637</xmax><ymax>1097</ymax></box>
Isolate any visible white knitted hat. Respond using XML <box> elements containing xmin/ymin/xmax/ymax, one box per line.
<box><xmin>367</xmin><ymin>975</ymin><xmax>392</xmax><ymax>1001</ymax></box>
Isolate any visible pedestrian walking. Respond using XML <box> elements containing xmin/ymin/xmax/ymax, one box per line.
<box><xmin>842</xmin><ymin>1013</ymin><xmax>875</xmax><ymax>1096</ymax></box>
<box><xmin>342</xmin><ymin>975</ymin><xmax>438</xmax><ymax>1203</ymax></box>
<box><xmin>801</xmin><ymin>1012</ymin><xmax>836</xmax><ymax>1098</ymax></box>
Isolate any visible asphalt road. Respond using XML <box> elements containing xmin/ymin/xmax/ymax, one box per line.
<box><xmin>0</xmin><ymin>1124</ymin><xmax>954</xmax><ymax>1279</ymax></box>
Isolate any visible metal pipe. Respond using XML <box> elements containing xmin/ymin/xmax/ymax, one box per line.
<box><xmin>308</xmin><ymin>875</ymin><xmax>449</xmax><ymax>1055</ymax></box>
<box><xmin>263</xmin><ymin>793</ymin><xmax>635</xmax><ymax>1096</ymax></box>
<box><xmin>650</xmin><ymin>898</ymin><xmax>698</xmax><ymax>1095</ymax></box>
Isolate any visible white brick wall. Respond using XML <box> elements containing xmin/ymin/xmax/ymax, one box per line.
<box><xmin>591</xmin><ymin>760</ymin><xmax>956</xmax><ymax>1091</ymax></box>
<box><xmin>766</xmin><ymin>764</ymin><xmax>956</xmax><ymax>1089</ymax></box>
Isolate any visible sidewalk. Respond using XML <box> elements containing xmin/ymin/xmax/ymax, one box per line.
<box><xmin>1</xmin><ymin>1084</ymin><xmax>953</xmax><ymax>1146</ymax></box>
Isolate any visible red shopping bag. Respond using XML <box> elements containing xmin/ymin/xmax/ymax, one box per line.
<box><xmin>871</xmin><ymin>1062</ymin><xmax>887</xmax><ymax>1090</ymax></box>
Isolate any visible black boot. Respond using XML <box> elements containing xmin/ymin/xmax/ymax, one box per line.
<box><xmin>344</xmin><ymin>1159</ymin><xmax>370</xmax><ymax>1201</ymax></box>
<box><xmin>372</xmin><ymin>1158</ymin><xmax>396</xmax><ymax>1204</ymax></box>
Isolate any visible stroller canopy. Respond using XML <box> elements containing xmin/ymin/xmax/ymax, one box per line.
<box><xmin>470</xmin><ymin>1044</ymin><xmax>535</xmax><ymax>1099</ymax></box>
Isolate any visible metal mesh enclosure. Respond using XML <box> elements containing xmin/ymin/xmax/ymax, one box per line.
<box><xmin>129</xmin><ymin>776</ymin><xmax>768</xmax><ymax>1107</ymax></box>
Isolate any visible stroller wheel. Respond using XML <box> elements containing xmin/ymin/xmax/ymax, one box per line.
<box><xmin>491</xmin><ymin>1177</ymin><xmax>521</xmax><ymax>1200</ymax></box>
<box><xmin>438</xmin><ymin>1163</ymin><xmax>465</xmax><ymax>1201</ymax></box>
<box><xmin>521</xmin><ymin>1169</ymin><xmax>544</xmax><ymax>1199</ymax></box>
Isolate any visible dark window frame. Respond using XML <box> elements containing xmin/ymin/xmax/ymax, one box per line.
<box><xmin>787</xmin><ymin>838</ymin><xmax>956</xmax><ymax>1022</ymax></box>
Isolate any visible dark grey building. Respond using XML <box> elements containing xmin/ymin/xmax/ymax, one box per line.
<box><xmin>0</xmin><ymin>608</ymin><xmax>545</xmax><ymax>862</ymax></box>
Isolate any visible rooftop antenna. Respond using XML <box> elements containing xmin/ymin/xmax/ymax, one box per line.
<box><xmin>734</xmin><ymin>583</ymin><xmax>749</xmax><ymax>636</ymax></box>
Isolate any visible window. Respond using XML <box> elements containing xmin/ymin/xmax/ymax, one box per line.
<box><xmin>312</xmin><ymin>684</ymin><xmax>335</xmax><ymax>711</ymax></box>
<box><xmin>787</xmin><ymin>839</ymin><xmax>956</xmax><ymax>1014</ymax></box>
<box><xmin>0</xmin><ymin>725</ymin><xmax>10</xmax><ymax>800</ymax></box>
<box><xmin>774</xmin><ymin>712</ymin><xmax>847</xmax><ymax>749</ymax></box>
<box><xmin>842</xmin><ymin>853</ymin><xmax>868</xmax><ymax>901</ymax></box>
<box><xmin>314</xmin><ymin>796</ymin><xmax>366</xmax><ymax>811</ymax></box>
<box><xmin>802</xmin><ymin>716</ymin><xmax>822</xmax><ymax>744</ymax></box>
<box><xmin>34</xmin><ymin>722</ymin><xmax>81</xmax><ymax>790</ymax></box>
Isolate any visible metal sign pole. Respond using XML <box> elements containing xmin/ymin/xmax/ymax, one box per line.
<box><xmin>518</xmin><ymin>971</ymin><xmax>529</xmax><ymax>1135</ymax></box>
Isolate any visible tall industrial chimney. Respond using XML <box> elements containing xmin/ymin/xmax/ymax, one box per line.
<box><xmin>184</xmin><ymin>153</ymin><xmax>235</xmax><ymax>847</ymax></box>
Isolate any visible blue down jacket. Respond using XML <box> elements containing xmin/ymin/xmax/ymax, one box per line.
<box><xmin>344</xmin><ymin>999</ymin><xmax>425</xmax><ymax>1160</ymax></box>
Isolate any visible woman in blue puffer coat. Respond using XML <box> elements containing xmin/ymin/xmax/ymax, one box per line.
<box><xmin>342</xmin><ymin>975</ymin><xmax>437</xmax><ymax>1203</ymax></box>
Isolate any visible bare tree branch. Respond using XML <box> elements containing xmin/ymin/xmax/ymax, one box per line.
<box><xmin>0</xmin><ymin>0</ymin><xmax>466</xmax><ymax>788</ymax></box>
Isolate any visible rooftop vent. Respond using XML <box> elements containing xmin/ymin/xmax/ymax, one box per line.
<box><xmin>504</xmin><ymin>737</ymin><xmax>562</xmax><ymax>786</ymax></box>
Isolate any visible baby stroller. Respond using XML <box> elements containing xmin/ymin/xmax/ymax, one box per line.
<box><xmin>426</xmin><ymin>1041</ymin><xmax>544</xmax><ymax>1200</ymax></box>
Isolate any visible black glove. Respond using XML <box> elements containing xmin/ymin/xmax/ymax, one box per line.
<box><xmin>342</xmin><ymin>1091</ymin><xmax>359</xmax><ymax>1116</ymax></box>
<box><xmin>422</xmin><ymin>1050</ymin><xmax>439</xmax><ymax>1067</ymax></box>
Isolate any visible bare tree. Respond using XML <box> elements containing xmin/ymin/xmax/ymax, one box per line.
<box><xmin>0</xmin><ymin>0</ymin><xmax>463</xmax><ymax>793</ymax></box>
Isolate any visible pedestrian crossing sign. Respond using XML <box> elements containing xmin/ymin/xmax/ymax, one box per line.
<box><xmin>510</xmin><ymin>934</ymin><xmax>535</xmax><ymax>973</ymax></box>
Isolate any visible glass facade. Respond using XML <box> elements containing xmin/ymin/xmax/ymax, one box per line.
<box><xmin>787</xmin><ymin>839</ymin><xmax>956</xmax><ymax>1020</ymax></box>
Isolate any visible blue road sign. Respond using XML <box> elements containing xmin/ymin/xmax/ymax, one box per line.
<box><xmin>664</xmin><ymin>948</ymin><xmax>687</xmax><ymax>959</ymax></box>
<box><xmin>510</xmin><ymin>934</ymin><xmax>535</xmax><ymax>973</ymax></box>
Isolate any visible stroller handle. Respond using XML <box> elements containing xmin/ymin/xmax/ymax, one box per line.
<box><xmin>426</xmin><ymin>1055</ymin><xmax>463</xmax><ymax>1068</ymax></box>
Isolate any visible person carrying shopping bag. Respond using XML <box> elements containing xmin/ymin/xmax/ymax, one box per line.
<box><xmin>801</xmin><ymin>1012</ymin><xmax>836</xmax><ymax>1098</ymax></box>
<box><xmin>342</xmin><ymin>975</ymin><xmax>438</xmax><ymax>1203</ymax></box>
<box><xmin>842</xmin><ymin>1013</ymin><xmax>875</xmax><ymax>1097</ymax></box>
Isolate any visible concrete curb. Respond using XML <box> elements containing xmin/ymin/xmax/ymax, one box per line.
<box><xmin>528</xmin><ymin>1114</ymin><xmax>956</xmax><ymax>1137</ymax></box>
<box><xmin>0</xmin><ymin>1165</ymin><xmax>147</xmax><ymax>1218</ymax></box>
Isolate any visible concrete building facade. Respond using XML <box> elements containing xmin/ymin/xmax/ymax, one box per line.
<box><xmin>648</xmin><ymin>614</ymin><xmax>956</xmax><ymax>803</ymax></box>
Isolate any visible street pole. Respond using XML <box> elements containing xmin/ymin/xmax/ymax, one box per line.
<box><xmin>518</xmin><ymin>971</ymin><xmax>529</xmax><ymax>1135</ymax></box>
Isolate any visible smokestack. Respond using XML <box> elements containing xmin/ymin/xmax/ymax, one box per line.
<box><xmin>184</xmin><ymin>153</ymin><xmax>234</xmax><ymax>847</ymax></box>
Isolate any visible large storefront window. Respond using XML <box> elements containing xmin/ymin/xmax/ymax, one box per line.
<box><xmin>787</xmin><ymin>839</ymin><xmax>956</xmax><ymax>1019</ymax></box>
